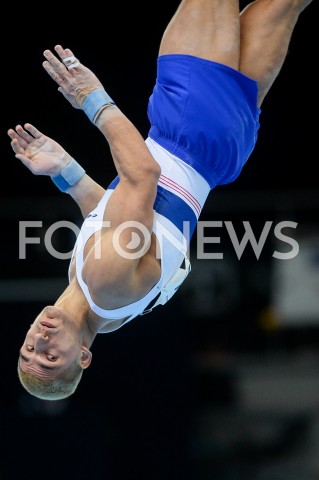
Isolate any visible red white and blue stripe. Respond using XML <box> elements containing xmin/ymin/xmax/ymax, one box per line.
<box><xmin>108</xmin><ymin>138</ymin><xmax>210</xmax><ymax>239</ymax></box>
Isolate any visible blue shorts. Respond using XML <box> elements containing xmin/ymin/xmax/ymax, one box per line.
<box><xmin>147</xmin><ymin>54</ymin><xmax>261</xmax><ymax>189</ymax></box>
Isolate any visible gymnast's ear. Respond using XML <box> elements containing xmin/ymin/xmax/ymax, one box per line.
<box><xmin>80</xmin><ymin>347</ymin><xmax>92</xmax><ymax>369</ymax></box>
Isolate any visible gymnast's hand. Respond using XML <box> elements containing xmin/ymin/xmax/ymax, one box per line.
<box><xmin>43</xmin><ymin>45</ymin><xmax>104</xmax><ymax>109</ymax></box>
<box><xmin>7</xmin><ymin>123</ymin><xmax>73</xmax><ymax>177</ymax></box>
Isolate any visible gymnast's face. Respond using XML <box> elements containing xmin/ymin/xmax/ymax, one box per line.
<box><xmin>18</xmin><ymin>305</ymin><xmax>86</xmax><ymax>379</ymax></box>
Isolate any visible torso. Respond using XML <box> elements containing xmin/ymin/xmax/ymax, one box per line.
<box><xmin>68</xmin><ymin>229</ymin><xmax>161</xmax><ymax>333</ymax></box>
<box><xmin>68</xmin><ymin>139</ymin><xmax>209</xmax><ymax>333</ymax></box>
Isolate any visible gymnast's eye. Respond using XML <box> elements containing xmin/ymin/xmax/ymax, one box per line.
<box><xmin>26</xmin><ymin>345</ymin><xmax>34</xmax><ymax>352</ymax></box>
<box><xmin>47</xmin><ymin>354</ymin><xmax>57</xmax><ymax>361</ymax></box>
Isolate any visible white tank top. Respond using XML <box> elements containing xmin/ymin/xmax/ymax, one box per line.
<box><xmin>69</xmin><ymin>138</ymin><xmax>210</xmax><ymax>327</ymax></box>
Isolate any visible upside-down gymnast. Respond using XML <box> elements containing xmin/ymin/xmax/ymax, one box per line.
<box><xmin>8</xmin><ymin>0</ymin><xmax>313</xmax><ymax>400</ymax></box>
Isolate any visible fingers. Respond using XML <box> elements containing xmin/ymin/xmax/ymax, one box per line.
<box><xmin>7</xmin><ymin>126</ymin><xmax>29</xmax><ymax>151</ymax></box>
<box><xmin>7</xmin><ymin>124</ymin><xmax>41</xmax><ymax>153</ymax></box>
<box><xmin>24</xmin><ymin>123</ymin><xmax>42</xmax><ymax>139</ymax></box>
<box><xmin>54</xmin><ymin>45</ymin><xmax>74</xmax><ymax>62</ymax></box>
<box><xmin>43</xmin><ymin>48</ymin><xmax>72</xmax><ymax>86</ymax></box>
<box><xmin>43</xmin><ymin>45</ymin><xmax>82</xmax><ymax>91</ymax></box>
<box><xmin>15</xmin><ymin>153</ymin><xmax>31</xmax><ymax>165</ymax></box>
<box><xmin>42</xmin><ymin>60</ymin><xmax>66</xmax><ymax>88</ymax></box>
<box><xmin>15</xmin><ymin>124</ymin><xmax>35</xmax><ymax>144</ymax></box>
<box><xmin>9</xmin><ymin>137</ymin><xmax>24</xmax><ymax>155</ymax></box>
<box><xmin>54</xmin><ymin>45</ymin><xmax>80</xmax><ymax>70</ymax></box>
<box><xmin>7</xmin><ymin>125</ymin><xmax>36</xmax><ymax>168</ymax></box>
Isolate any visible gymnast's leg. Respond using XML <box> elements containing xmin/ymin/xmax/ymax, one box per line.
<box><xmin>158</xmin><ymin>0</ymin><xmax>241</xmax><ymax>70</ymax></box>
<box><xmin>239</xmin><ymin>0</ymin><xmax>314</xmax><ymax>106</ymax></box>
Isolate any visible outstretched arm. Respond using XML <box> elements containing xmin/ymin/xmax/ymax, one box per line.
<box><xmin>42</xmin><ymin>45</ymin><xmax>160</xmax><ymax>188</ymax></box>
<box><xmin>7</xmin><ymin>123</ymin><xmax>105</xmax><ymax>218</ymax></box>
<box><xmin>42</xmin><ymin>45</ymin><xmax>162</xmax><ymax>294</ymax></box>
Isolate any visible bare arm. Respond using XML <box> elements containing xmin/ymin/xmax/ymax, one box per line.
<box><xmin>7</xmin><ymin>123</ymin><xmax>105</xmax><ymax>218</ymax></box>
<box><xmin>42</xmin><ymin>44</ymin><xmax>161</xmax><ymax>233</ymax></box>
<box><xmin>67</xmin><ymin>175</ymin><xmax>105</xmax><ymax>218</ymax></box>
<box><xmin>42</xmin><ymin>45</ymin><xmax>161</xmax><ymax>186</ymax></box>
<box><xmin>42</xmin><ymin>45</ymin><xmax>162</xmax><ymax>298</ymax></box>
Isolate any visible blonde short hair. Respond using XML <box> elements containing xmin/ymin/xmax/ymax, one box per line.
<box><xmin>17</xmin><ymin>362</ymin><xmax>83</xmax><ymax>401</ymax></box>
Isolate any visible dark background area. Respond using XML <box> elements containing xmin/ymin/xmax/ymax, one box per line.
<box><xmin>1</xmin><ymin>1</ymin><xmax>319</xmax><ymax>479</ymax></box>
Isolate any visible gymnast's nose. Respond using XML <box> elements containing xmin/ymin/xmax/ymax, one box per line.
<box><xmin>35</xmin><ymin>331</ymin><xmax>49</xmax><ymax>342</ymax></box>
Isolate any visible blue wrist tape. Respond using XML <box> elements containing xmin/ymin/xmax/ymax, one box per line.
<box><xmin>82</xmin><ymin>89</ymin><xmax>115</xmax><ymax>123</ymax></box>
<box><xmin>51</xmin><ymin>158</ymin><xmax>86</xmax><ymax>192</ymax></box>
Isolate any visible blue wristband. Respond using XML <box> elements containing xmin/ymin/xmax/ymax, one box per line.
<box><xmin>82</xmin><ymin>89</ymin><xmax>115</xmax><ymax>123</ymax></box>
<box><xmin>51</xmin><ymin>158</ymin><xmax>86</xmax><ymax>192</ymax></box>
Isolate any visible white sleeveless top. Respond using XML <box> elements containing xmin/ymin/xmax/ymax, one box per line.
<box><xmin>69</xmin><ymin>138</ymin><xmax>210</xmax><ymax>329</ymax></box>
